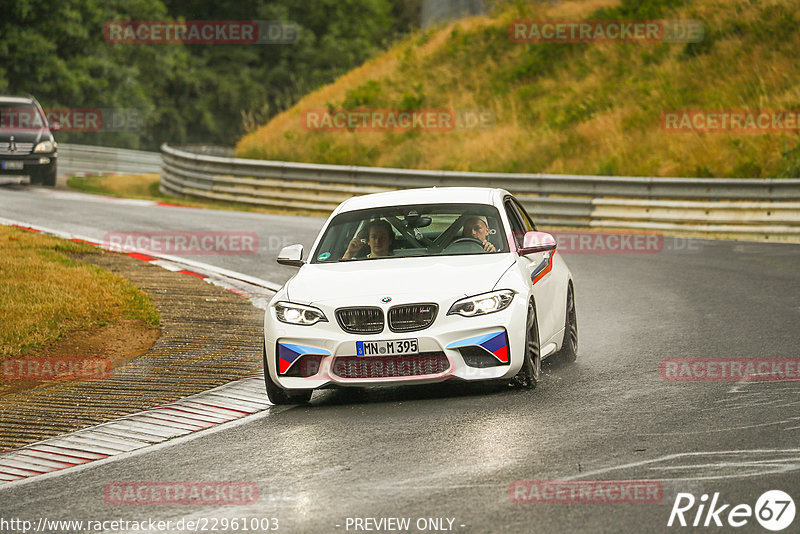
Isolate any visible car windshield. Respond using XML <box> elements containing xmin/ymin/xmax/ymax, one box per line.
<box><xmin>0</xmin><ymin>102</ymin><xmax>46</xmax><ymax>131</ymax></box>
<box><xmin>311</xmin><ymin>203</ymin><xmax>508</xmax><ymax>263</ymax></box>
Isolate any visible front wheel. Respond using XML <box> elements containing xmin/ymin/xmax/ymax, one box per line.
<box><xmin>512</xmin><ymin>300</ymin><xmax>541</xmax><ymax>389</ymax></box>
<box><xmin>32</xmin><ymin>166</ymin><xmax>57</xmax><ymax>186</ymax></box>
<box><xmin>555</xmin><ymin>284</ymin><xmax>578</xmax><ymax>363</ymax></box>
<box><xmin>42</xmin><ymin>166</ymin><xmax>57</xmax><ymax>187</ymax></box>
<box><xmin>262</xmin><ymin>341</ymin><xmax>312</xmax><ymax>405</ymax></box>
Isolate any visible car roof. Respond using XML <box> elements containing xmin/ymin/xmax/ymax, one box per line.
<box><xmin>336</xmin><ymin>187</ymin><xmax>509</xmax><ymax>213</ymax></box>
<box><xmin>0</xmin><ymin>96</ymin><xmax>36</xmax><ymax>104</ymax></box>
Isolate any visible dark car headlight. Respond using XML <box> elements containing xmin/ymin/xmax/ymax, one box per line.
<box><xmin>274</xmin><ymin>301</ymin><xmax>327</xmax><ymax>326</ymax></box>
<box><xmin>448</xmin><ymin>289</ymin><xmax>515</xmax><ymax>317</ymax></box>
<box><xmin>33</xmin><ymin>140</ymin><xmax>55</xmax><ymax>153</ymax></box>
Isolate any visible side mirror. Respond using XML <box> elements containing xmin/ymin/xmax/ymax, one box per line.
<box><xmin>277</xmin><ymin>244</ymin><xmax>304</xmax><ymax>267</ymax></box>
<box><xmin>49</xmin><ymin>122</ymin><xmax>61</xmax><ymax>132</ymax></box>
<box><xmin>518</xmin><ymin>231</ymin><xmax>557</xmax><ymax>255</ymax></box>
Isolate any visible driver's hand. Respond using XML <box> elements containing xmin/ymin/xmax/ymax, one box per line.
<box><xmin>344</xmin><ymin>238</ymin><xmax>366</xmax><ymax>258</ymax></box>
<box><xmin>482</xmin><ymin>240</ymin><xmax>496</xmax><ymax>252</ymax></box>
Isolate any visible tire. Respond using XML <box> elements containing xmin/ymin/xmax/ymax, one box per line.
<box><xmin>42</xmin><ymin>166</ymin><xmax>57</xmax><ymax>187</ymax></box>
<box><xmin>555</xmin><ymin>284</ymin><xmax>578</xmax><ymax>363</ymax></box>
<box><xmin>262</xmin><ymin>340</ymin><xmax>312</xmax><ymax>405</ymax></box>
<box><xmin>512</xmin><ymin>299</ymin><xmax>541</xmax><ymax>389</ymax></box>
<box><xmin>30</xmin><ymin>167</ymin><xmax>56</xmax><ymax>186</ymax></box>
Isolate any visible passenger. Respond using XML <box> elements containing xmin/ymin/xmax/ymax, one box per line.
<box><xmin>462</xmin><ymin>215</ymin><xmax>496</xmax><ymax>252</ymax></box>
<box><xmin>343</xmin><ymin>219</ymin><xmax>394</xmax><ymax>259</ymax></box>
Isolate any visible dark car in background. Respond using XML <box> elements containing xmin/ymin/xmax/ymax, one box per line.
<box><xmin>0</xmin><ymin>95</ymin><xmax>58</xmax><ymax>186</ymax></box>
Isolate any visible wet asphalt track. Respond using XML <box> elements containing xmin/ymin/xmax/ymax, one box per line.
<box><xmin>1</xmin><ymin>185</ymin><xmax>799</xmax><ymax>533</ymax></box>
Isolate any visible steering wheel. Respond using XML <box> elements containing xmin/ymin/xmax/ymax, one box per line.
<box><xmin>444</xmin><ymin>237</ymin><xmax>486</xmax><ymax>252</ymax></box>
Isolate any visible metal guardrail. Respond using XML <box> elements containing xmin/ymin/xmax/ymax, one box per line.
<box><xmin>160</xmin><ymin>144</ymin><xmax>800</xmax><ymax>241</ymax></box>
<box><xmin>160</xmin><ymin>144</ymin><xmax>394</xmax><ymax>213</ymax></box>
<box><xmin>59</xmin><ymin>144</ymin><xmax>161</xmax><ymax>176</ymax></box>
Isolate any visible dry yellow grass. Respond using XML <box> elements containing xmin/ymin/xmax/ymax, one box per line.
<box><xmin>0</xmin><ymin>226</ymin><xmax>159</xmax><ymax>357</ymax></box>
<box><xmin>236</xmin><ymin>0</ymin><xmax>800</xmax><ymax>178</ymax></box>
<box><xmin>78</xmin><ymin>173</ymin><xmax>162</xmax><ymax>198</ymax></box>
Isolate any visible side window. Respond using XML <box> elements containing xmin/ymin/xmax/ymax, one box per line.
<box><xmin>504</xmin><ymin>200</ymin><xmax>526</xmax><ymax>248</ymax></box>
<box><xmin>511</xmin><ymin>198</ymin><xmax>536</xmax><ymax>231</ymax></box>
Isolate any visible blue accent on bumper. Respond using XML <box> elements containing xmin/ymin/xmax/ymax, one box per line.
<box><xmin>446</xmin><ymin>331</ymin><xmax>503</xmax><ymax>349</ymax></box>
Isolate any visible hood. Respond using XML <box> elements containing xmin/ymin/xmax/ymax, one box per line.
<box><xmin>0</xmin><ymin>128</ymin><xmax>48</xmax><ymax>144</ymax></box>
<box><xmin>286</xmin><ymin>254</ymin><xmax>516</xmax><ymax>306</ymax></box>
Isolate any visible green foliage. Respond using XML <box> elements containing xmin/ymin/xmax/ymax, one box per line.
<box><xmin>0</xmin><ymin>0</ymin><xmax>412</xmax><ymax>149</ymax></box>
<box><xmin>730</xmin><ymin>161</ymin><xmax>761</xmax><ymax>178</ymax></box>
<box><xmin>693</xmin><ymin>166</ymin><xmax>715</xmax><ymax>178</ymax></box>
<box><xmin>399</xmin><ymin>83</ymin><xmax>424</xmax><ymax>110</ymax></box>
<box><xmin>778</xmin><ymin>144</ymin><xmax>800</xmax><ymax>178</ymax></box>
<box><xmin>552</xmin><ymin>93</ymin><xmax>613</xmax><ymax>128</ymax></box>
<box><xmin>680</xmin><ymin>35</ymin><xmax>714</xmax><ymax>59</ymax></box>
<box><xmin>230</xmin><ymin>0</ymin><xmax>800</xmax><ymax>179</ymax></box>
<box><xmin>596</xmin><ymin>158</ymin><xmax>620</xmax><ymax>176</ymax></box>
<box><xmin>507</xmin><ymin>42</ymin><xmax>577</xmax><ymax>83</ymax></box>
<box><xmin>594</xmin><ymin>0</ymin><xmax>688</xmax><ymax>19</ymax></box>
<box><xmin>342</xmin><ymin>80</ymin><xmax>384</xmax><ymax>109</ymax></box>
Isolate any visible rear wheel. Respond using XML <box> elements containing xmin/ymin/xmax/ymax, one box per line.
<box><xmin>555</xmin><ymin>284</ymin><xmax>578</xmax><ymax>363</ymax></box>
<box><xmin>262</xmin><ymin>341</ymin><xmax>312</xmax><ymax>405</ymax></box>
<box><xmin>512</xmin><ymin>300</ymin><xmax>541</xmax><ymax>389</ymax></box>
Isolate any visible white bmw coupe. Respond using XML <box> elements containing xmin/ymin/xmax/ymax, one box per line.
<box><xmin>263</xmin><ymin>187</ymin><xmax>577</xmax><ymax>404</ymax></box>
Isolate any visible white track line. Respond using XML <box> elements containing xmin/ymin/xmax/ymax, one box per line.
<box><xmin>0</xmin><ymin>217</ymin><xmax>284</xmax><ymax>486</ymax></box>
<box><xmin>0</xmin><ymin>375</ymin><xmax>272</xmax><ymax>488</ymax></box>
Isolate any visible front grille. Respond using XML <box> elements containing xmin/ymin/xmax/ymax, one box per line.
<box><xmin>388</xmin><ymin>303</ymin><xmax>438</xmax><ymax>332</ymax></box>
<box><xmin>331</xmin><ymin>352</ymin><xmax>449</xmax><ymax>379</ymax></box>
<box><xmin>336</xmin><ymin>307</ymin><xmax>384</xmax><ymax>334</ymax></box>
<box><xmin>0</xmin><ymin>143</ymin><xmax>34</xmax><ymax>155</ymax></box>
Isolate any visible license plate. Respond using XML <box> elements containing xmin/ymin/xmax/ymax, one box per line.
<box><xmin>1</xmin><ymin>161</ymin><xmax>24</xmax><ymax>170</ymax></box>
<box><xmin>356</xmin><ymin>339</ymin><xmax>418</xmax><ymax>356</ymax></box>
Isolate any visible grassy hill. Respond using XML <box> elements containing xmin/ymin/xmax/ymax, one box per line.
<box><xmin>236</xmin><ymin>0</ymin><xmax>800</xmax><ymax>178</ymax></box>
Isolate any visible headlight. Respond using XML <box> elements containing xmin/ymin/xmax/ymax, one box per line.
<box><xmin>448</xmin><ymin>289</ymin><xmax>515</xmax><ymax>317</ymax></box>
<box><xmin>274</xmin><ymin>301</ymin><xmax>327</xmax><ymax>326</ymax></box>
<box><xmin>33</xmin><ymin>140</ymin><xmax>55</xmax><ymax>153</ymax></box>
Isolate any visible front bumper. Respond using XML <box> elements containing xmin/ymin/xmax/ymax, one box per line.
<box><xmin>264</xmin><ymin>296</ymin><xmax>528</xmax><ymax>390</ymax></box>
<box><xmin>0</xmin><ymin>153</ymin><xmax>57</xmax><ymax>177</ymax></box>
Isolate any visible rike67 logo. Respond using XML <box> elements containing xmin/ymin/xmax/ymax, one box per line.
<box><xmin>668</xmin><ymin>490</ymin><xmax>795</xmax><ymax>531</ymax></box>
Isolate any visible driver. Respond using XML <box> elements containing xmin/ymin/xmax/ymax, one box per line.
<box><xmin>462</xmin><ymin>215</ymin><xmax>496</xmax><ymax>252</ymax></box>
<box><xmin>343</xmin><ymin>219</ymin><xmax>394</xmax><ymax>259</ymax></box>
